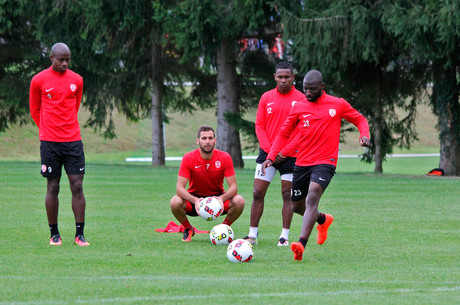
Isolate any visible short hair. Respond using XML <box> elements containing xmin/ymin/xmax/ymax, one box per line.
<box><xmin>275</xmin><ymin>62</ymin><xmax>293</xmax><ymax>74</ymax></box>
<box><xmin>197</xmin><ymin>125</ymin><xmax>215</xmax><ymax>138</ymax></box>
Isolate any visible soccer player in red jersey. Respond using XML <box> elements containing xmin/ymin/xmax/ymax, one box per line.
<box><xmin>170</xmin><ymin>126</ymin><xmax>245</xmax><ymax>241</ymax></box>
<box><xmin>29</xmin><ymin>43</ymin><xmax>89</xmax><ymax>246</ymax></box>
<box><xmin>243</xmin><ymin>62</ymin><xmax>305</xmax><ymax>247</ymax></box>
<box><xmin>262</xmin><ymin>70</ymin><xmax>370</xmax><ymax>261</ymax></box>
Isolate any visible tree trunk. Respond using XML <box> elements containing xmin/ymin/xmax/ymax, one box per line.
<box><xmin>151</xmin><ymin>41</ymin><xmax>165</xmax><ymax>166</ymax></box>
<box><xmin>373</xmin><ymin>70</ymin><xmax>384</xmax><ymax>173</ymax></box>
<box><xmin>432</xmin><ymin>62</ymin><xmax>460</xmax><ymax>176</ymax></box>
<box><xmin>215</xmin><ymin>38</ymin><xmax>244</xmax><ymax>168</ymax></box>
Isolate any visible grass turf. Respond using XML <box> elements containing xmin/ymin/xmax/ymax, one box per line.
<box><xmin>1</xmin><ymin>161</ymin><xmax>459</xmax><ymax>304</ymax></box>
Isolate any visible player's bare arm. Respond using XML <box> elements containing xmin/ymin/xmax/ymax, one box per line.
<box><xmin>176</xmin><ymin>176</ymin><xmax>201</xmax><ymax>209</ymax></box>
<box><xmin>220</xmin><ymin>175</ymin><xmax>238</xmax><ymax>203</ymax></box>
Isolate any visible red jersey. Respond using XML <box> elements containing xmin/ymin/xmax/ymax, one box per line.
<box><xmin>178</xmin><ymin>149</ymin><xmax>235</xmax><ymax>197</ymax></box>
<box><xmin>256</xmin><ymin>86</ymin><xmax>305</xmax><ymax>157</ymax></box>
<box><xmin>29</xmin><ymin>66</ymin><xmax>83</xmax><ymax>142</ymax></box>
<box><xmin>268</xmin><ymin>92</ymin><xmax>369</xmax><ymax>167</ymax></box>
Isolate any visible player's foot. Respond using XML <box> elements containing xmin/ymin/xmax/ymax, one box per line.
<box><xmin>242</xmin><ymin>236</ymin><xmax>258</xmax><ymax>245</ymax></box>
<box><xmin>74</xmin><ymin>235</ymin><xmax>90</xmax><ymax>246</ymax></box>
<box><xmin>317</xmin><ymin>214</ymin><xmax>334</xmax><ymax>245</ymax></box>
<box><xmin>277</xmin><ymin>237</ymin><xmax>289</xmax><ymax>246</ymax></box>
<box><xmin>290</xmin><ymin>242</ymin><xmax>305</xmax><ymax>261</ymax></box>
<box><xmin>182</xmin><ymin>227</ymin><xmax>195</xmax><ymax>242</ymax></box>
<box><xmin>49</xmin><ymin>234</ymin><xmax>62</xmax><ymax>246</ymax></box>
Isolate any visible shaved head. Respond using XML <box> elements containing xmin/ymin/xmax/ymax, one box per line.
<box><xmin>50</xmin><ymin>42</ymin><xmax>71</xmax><ymax>73</ymax></box>
<box><xmin>303</xmin><ymin>70</ymin><xmax>325</xmax><ymax>102</ymax></box>
<box><xmin>51</xmin><ymin>43</ymin><xmax>70</xmax><ymax>56</ymax></box>
<box><xmin>303</xmin><ymin>70</ymin><xmax>323</xmax><ymax>84</ymax></box>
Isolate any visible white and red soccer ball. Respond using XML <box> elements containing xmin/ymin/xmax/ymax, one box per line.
<box><xmin>198</xmin><ymin>197</ymin><xmax>223</xmax><ymax>221</ymax></box>
<box><xmin>210</xmin><ymin>224</ymin><xmax>234</xmax><ymax>245</ymax></box>
<box><xmin>227</xmin><ymin>239</ymin><xmax>254</xmax><ymax>263</ymax></box>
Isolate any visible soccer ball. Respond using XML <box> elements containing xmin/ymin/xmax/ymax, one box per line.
<box><xmin>210</xmin><ymin>224</ymin><xmax>234</xmax><ymax>245</ymax></box>
<box><xmin>198</xmin><ymin>197</ymin><xmax>223</xmax><ymax>221</ymax></box>
<box><xmin>227</xmin><ymin>239</ymin><xmax>254</xmax><ymax>263</ymax></box>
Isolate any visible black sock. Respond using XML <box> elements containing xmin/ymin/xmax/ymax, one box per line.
<box><xmin>317</xmin><ymin>213</ymin><xmax>326</xmax><ymax>225</ymax></box>
<box><xmin>76</xmin><ymin>222</ymin><xmax>85</xmax><ymax>237</ymax></box>
<box><xmin>49</xmin><ymin>224</ymin><xmax>59</xmax><ymax>237</ymax></box>
<box><xmin>299</xmin><ymin>238</ymin><xmax>308</xmax><ymax>248</ymax></box>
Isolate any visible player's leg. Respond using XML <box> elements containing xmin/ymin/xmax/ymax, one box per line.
<box><xmin>63</xmin><ymin>141</ymin><xmax>89</xmax><ymax>246</ymax></box>
<box><xmin>170</xmin><ymin>195</ymin><xmax>195</xmax><ymax>241</ymax></box>
<box><xmin>46</xmin><ymin>177</ymin><xmax>62</xmax><ymax>245</ymax></box>
<box><xmin>224</xmin><ymin>194</ymin><xmax>245</xmax><ymax>225</ymax></box>
<box><xmin>278</xmin><ymin>157</ymin><xmax>295</xmax><ymax>246</ymax></box>
<box><xmin>279</xmin><ymin>178</ymin><xmax>293</xmax><ymax>246</ymax></box>
<box><xmin>244</xmin><ymin>164</ymin><xmax>276</xmax><ymax>244</ymax></box>
<box><xmin>41</xmin><ymin>141</ymin><xmax>63</xmax><ymax>245</ymax></box>
<box><xmin>290</xmin><ymin>182</ymin><xmax>322</xmax><ymax>261</ymax></box>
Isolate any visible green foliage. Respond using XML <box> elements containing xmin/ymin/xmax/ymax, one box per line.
<box><xmin>0</xmin><ymin>0</ymin><xmax>47</xmax><ymax>132</ymax></box>
<box><xmin>277</xmin><ymin>0</ymin><xmax>425</xmax><ymax>168</ymax></box>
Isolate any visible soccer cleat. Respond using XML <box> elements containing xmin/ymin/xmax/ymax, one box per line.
<box><xmin>182</xmin><ymin>227</ymin><xmax>195</xmax><ymax>242</ymax></box>
<box><xmin>317</xmin><ymin>214</ymin><xmax>334</xmax><ymax>245</ymax></box>
<box><xmin>242</xmin><ymin>236</ymin><xmax>258</xmax><ymax>245</ymax></box>
<box><xmin>49</xmin><ymin>234</ymin><xmax>62</xmax><ymax>246</ymax></box>
<box><xmin>277</xmin><ymin>237</ymin><xmax>289</xmax><ymax>246</ymax></box>
<box><xmin>290</xmin><ymin>242</ymin><xmax>305</xmax><ymax>261</ymax></box>
<box><xmin>74</xmin><ymin>235</ymin><xmax>90</xmax><ymax>246</ymax></box>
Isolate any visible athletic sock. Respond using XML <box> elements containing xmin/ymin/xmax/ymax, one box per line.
<box><xmin>317</xmin><ymin>213</ymin><xmax>326</xmax><ymax>225</ymax></box>
<box><xmin>76</xmin><ymin>222</ymin><xmax>85</xmax><ymax>237</ymax></box>
<box><xmin>222</xmin><ymin>218</ymin><xmax>233</xmax><ymax>226</ymax></box>
<box><xmin>49</xmin><ymin>223</ymin><xmax>59</xmax><ymax>237</ymax></box>
<box><xmin>280</xmin><ymin>228</ymin><xmax>290</xmax><ymax>240</ymax></box>
<box><xmin>248</xmin><ymin>226</ymin><xmax>258</xmax><ymax>239</ymax></box>
<box><xmin>299</xmin><ymin>237</ymin><xmax>308</xmax><ymax>248</ymax></box>
<box><xmin>181</xmin><ymin>219</ymin><xmax>192</xmax><ymax>229</ymax></box>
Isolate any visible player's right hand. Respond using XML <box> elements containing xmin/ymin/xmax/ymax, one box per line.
<box><xmin>261</xmin><ymin>159</ymin><xmax>274</xmax><ymax>176</ymax></box>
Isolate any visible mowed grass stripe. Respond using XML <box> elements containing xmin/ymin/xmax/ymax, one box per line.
<box><xmin>1</xmin><ymin>161</ymin><xmax>459</xmax><ymax>304</ymax></box>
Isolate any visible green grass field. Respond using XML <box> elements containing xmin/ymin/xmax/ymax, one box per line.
<box><xmin>1</xmin><ymin>160</ymin><xmax>459</xmax><ymax>304</ymax></box>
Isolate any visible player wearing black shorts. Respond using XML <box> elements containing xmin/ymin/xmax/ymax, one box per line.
<box><xmin>262</xmin><ymin>70</ymin><xmax>370</xmax><ymax>261</ymax></box>
<box><xmin>29</xmin><ymin>43</ymin><xmax>90</xmax><ymax>246</ymax></box>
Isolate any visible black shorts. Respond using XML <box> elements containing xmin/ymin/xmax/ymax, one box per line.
<box><xmin>256</xmin><ymin>148</ymin><xmax>296</xmax><ymax>176</ymax></box>
<box><xmin>291</xmin><ymin>164</ymin><xmax>336</xmax><ymax>201</ymax></box>
<box><xmin>40</xmin><ymin>141</ymin><xmax>85</xmax><ymax>178</ymax></box>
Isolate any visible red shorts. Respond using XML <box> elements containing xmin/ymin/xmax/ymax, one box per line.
<box><xmin>185</xmin><ymin>193</ymin><xmax>230</xmax><ymax>216</ymax></box>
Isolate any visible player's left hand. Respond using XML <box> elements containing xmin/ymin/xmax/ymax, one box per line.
<box><xmin>359</xmin><ymin>136</ymin><xmax>370</xmax><ymax>147</ymax></box>
<box><xmin>274</xmin><ymin>152</ymin><xmax>286</xmax><ymax>164</ymax></box>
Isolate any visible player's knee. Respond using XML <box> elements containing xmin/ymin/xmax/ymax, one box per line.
<box><xmin>252</xmin><ymin>187</ymin><xmax>265</xmax><ymax>201</ymax></box>
<box><xmin>70</xmin><ymin>180</ymin><xmax>83</xmax><ymax>195</ymax></box>
<box><xmin>170</xmin><ymin>196</ymin><xmax>182</xmax><ymax>210</ymax></box>
<box><xmin>281</xmin><ymin>187</ymin><xmax>291</xmax><ymax>201</ymax></box>
<box><xmin>232</xmin><ymin>195</ymin><xmax>245</xmax><ymax>210</ymax></box>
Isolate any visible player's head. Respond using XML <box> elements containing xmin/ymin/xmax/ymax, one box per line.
<box><xmin>50</xmin><ymin>42</ymin><xmax>71</xmax><ymax>73</ymax></box>
<box><xmin>196</xmin><ymin>126</ymin><xmax>216</xmax><ymax>154</ymax></box>
<box><xmin>303</xmin><ymin>70</ymin><xmax>324</xmax><ymax>102</ymax></box>
<box><xmin>274</xmin><ymin>62</ymin><xmax>295</xmax><ymax>94</ymax></box>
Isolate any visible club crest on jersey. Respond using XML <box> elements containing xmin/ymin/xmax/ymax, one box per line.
<box><xmin>215</xmin><ymin>161</ymin><xmax>221</xmax><ymax>168</ymax></box>
<box><xmin>329</xmin><ymin>109</ymin><xmax>336</xmax><ymax>117</ymax></box>
<box><xmin>292</xmin><ymin>101</ymin><xmax>297</xmax><ymax>107</ymax></box>
<box><xmin>70</xmin><ymin>84</ymin><xmax>77</xmax><ymax>92</ymax></box>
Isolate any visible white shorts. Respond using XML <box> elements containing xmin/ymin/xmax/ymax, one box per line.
<box><xmin>254</xmin><ymin>163</ymin><xmax>293</xmax><ymax>183</ymax></box>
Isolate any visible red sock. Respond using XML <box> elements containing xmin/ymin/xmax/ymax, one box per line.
<box><xmin>222</xmin><ymin>218</ymin><xmax>233</xmax><ymax>226</ymax></box>
<box><xmin>181</xmin><ymin>219</ymin><xmax>192</xmax><ymax>229</ymax></box>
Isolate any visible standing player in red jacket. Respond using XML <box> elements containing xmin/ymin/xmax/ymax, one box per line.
<box><xmin>243</xmin><ymin>62</ymin><xmax>305</xmax><ymax>246</ymax></box>
<box><xmin>170</xmin><ymin>126</ymin><xmax>245</xmax><ymax>242</ymax></box>
<box><xmin>262</xmin><ymin>70</ymin><xmax>370</xmax><ymax>261</ymax></box>
<box><xmin>29</xmin><ymin>43</ymin><xmax>89</xmax><ymax>246</ymax></box>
